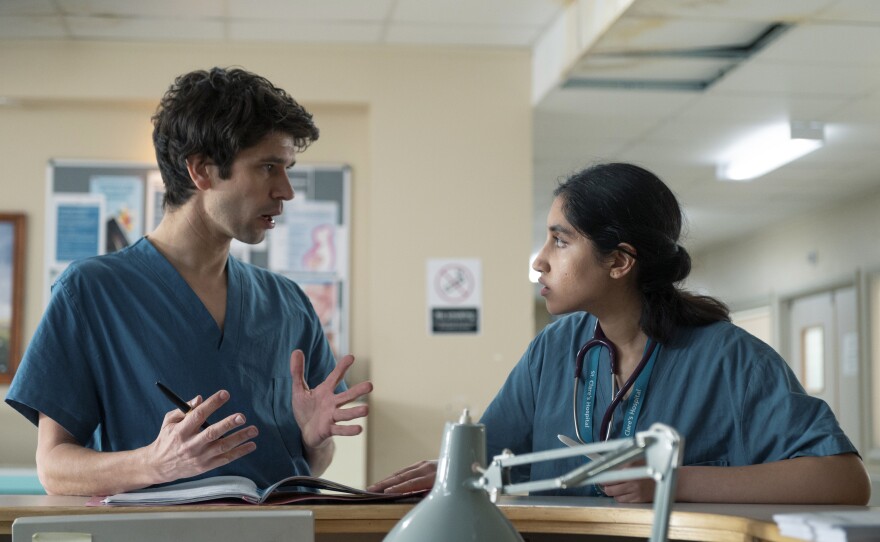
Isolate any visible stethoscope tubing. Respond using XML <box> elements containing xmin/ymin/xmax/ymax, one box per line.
<box><xmin>573</xmin><ymin>323</ymin><xmax>658</xmax><ymax>443</ymax></box>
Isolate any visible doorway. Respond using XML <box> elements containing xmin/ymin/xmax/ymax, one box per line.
<box><xmin>783</xmin><ymin>286</ymin><xmax>861</xmax><ymax>451</ymax></box>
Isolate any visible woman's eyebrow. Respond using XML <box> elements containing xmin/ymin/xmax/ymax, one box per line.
<box><xmin>549</xmin><ymin>224</ymin><xmax>574</xmax><ymax>236</ymax></box>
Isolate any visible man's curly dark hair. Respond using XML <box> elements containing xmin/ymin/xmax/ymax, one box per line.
<box><xmin>152</xmin><ymin>67</ymin><xmax>319</xmax><ymax>208</ymax></box>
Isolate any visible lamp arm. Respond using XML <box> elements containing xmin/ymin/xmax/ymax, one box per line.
<box><xmin>475</xmin><ymin>423</ymin><xmax>683</xmax><ymax>542</ymax></box>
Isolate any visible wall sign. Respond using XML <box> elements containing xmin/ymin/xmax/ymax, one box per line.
<box><xmin>427</xmin><ymin>258</ymin><xmax>482</xmax><ymax>335</ymax></box>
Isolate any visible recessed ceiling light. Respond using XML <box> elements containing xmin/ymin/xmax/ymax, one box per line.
<box><xmin>717</xmin><ymin>121</ymin><xmax>824</xmax><ymax>182</ymax></box>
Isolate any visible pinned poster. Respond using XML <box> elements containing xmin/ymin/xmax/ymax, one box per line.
<box><xmin>50</xmin><ymin>194</ymin><xmax>106</xmax><ymax>265</ymax></box>
<box><xmin>89</xmin><ymin>175</ymin><xmax>144</xmax><ymax>252</ymax></box>
<box><xmin>427</xmin><ymin>258</ymin><xmax>481</xmax><ymax>335</ymax></box>
<box><xmin>268</xmin><ymin>199</ymin><xmax>340</xmax><ymax>274</ymax></box>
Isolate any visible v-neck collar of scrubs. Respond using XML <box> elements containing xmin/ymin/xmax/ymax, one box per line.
<box><xmin>581</xmin><ymin>317</ymin><xmax>661</xmax><ymax>442</ymax></box>
<box><xmin>134</xmin><ymin>238</ymin><xmax>241</xmax><ymax>353</ymax></box>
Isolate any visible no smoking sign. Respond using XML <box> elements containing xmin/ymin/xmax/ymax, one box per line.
<box><xmin>435</xmin><ymin>264</ymin><xmax>475</xmax><ymax>303</ymax></box>
<box><xmin>427</xmin><ymin>259</ymin><xmax>481</xmax><ymax>334</ymax></box>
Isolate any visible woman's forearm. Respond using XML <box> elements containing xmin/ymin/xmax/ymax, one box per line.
<box><xmin>676</xmin><ymin>454</ymin><xmax>870</xmax><ymax>504</ymax></box>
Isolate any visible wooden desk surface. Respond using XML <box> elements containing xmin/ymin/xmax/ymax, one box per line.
<box><xmin>0</xmin><ymin>494</ymin><xmax>874</xmax><ymax>541</ymax></box>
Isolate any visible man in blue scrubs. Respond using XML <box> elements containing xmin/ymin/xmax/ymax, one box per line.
<box><xmin>6</xmin><ymin>67</ymin><xmax>372</xmax><ymax>496</ymax></box>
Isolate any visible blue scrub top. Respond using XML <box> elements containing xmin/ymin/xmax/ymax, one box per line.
<box><xmin>6</xmin><ymin>238</ymin><xmax>341</xmax><ymax>488</ymax></box>
<box><xmin>479</xmin><ymin>312</ymin><xmax>857</xmax><ymax>496</ymax></box>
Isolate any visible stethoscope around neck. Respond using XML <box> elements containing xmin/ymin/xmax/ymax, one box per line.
<box><xmin>572</xmin><ymin>322</ymin><xmax>659</xmax><ymax>443</ymax></box>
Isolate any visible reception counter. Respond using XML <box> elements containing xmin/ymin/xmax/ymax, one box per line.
<box><xmin>1</xmin><ymin>493</ymin><xmax>874</xmax><ymax>541</ymax></box>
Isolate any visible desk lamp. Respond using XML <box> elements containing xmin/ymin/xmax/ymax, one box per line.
<box><xmin>382</xmin><ymin>410</ymin><xmax>682</xmax><ymax>542</ymax></box>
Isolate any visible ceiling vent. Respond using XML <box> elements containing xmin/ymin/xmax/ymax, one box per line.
<box><xmin>563</xmin><ymin>23</ymin><xmax>790</xmax><ymax>92</ymax></box>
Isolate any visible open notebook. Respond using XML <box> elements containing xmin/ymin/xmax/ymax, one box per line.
<box><xmin>97</xmin><ymin>475</ymin><xmax>426</xmax><ymax>506</ymax></box>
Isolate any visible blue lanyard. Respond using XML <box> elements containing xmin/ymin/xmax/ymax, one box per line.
<box><xmin>582</xmin><ymin>339</ymin><xmax>661</xmax><ymax>442</ymax></box>
<box><xmin>579</xmin><ymin>337</ymin><xmax>660</xmax><ymax>497</ymax></box>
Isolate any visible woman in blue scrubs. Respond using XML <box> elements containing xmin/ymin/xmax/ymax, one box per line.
<box><xmin>370</xmin><ymin>162</ymin><xmax>870</xmax><ymax>505</ymax></box>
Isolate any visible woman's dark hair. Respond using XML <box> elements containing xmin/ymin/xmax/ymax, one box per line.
<box><xmin>554</xmin><ymin>162</ymin><xmax>729</xmax><ymax>342</ymax></box>
<box><xmin>152</xmin><ymin>67</ymin><xmax>320</xmax><ymax>208</ymax></box>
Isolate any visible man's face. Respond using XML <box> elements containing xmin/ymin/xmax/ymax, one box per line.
<box><xmin>202</xmin><ymin>131</ymin><xmax>297</xmax><ymax>245</ymax></box>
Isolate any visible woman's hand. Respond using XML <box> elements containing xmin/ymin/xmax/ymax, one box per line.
<box><xmin>368</xmin><ymin>460</ymin><xmax>438</xmax><ymax>494</ymax></box>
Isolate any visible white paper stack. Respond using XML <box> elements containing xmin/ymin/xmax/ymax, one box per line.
<box><xmin>773</xmin><ymin>510</ymin><xmax>880</xmax><ymax>542</ymax></box>
<box><xmin>773</xmin><ymin>513</ymin><xmax>815</xmax><ymax>541</ymax></box>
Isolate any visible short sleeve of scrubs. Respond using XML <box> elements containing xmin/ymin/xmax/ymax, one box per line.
<box><xmin>739</xmin><ymin>346</ymin><xmax>857</xmax><ymax>461</ymax></box>
<box><xmin>6</xmin><ymin>273</ymin><xmax>102</xmax><ymax>445</ymax></box>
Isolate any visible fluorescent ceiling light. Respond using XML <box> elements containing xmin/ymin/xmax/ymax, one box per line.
<box><xmin>717</xmin><ymin>121</ymin><xmax>824</xmax><ymax>181</ymax></box>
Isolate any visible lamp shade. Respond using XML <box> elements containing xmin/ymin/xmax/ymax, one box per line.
<box><xmin>382</xmin><ymin>411</ymin><xmax>523</xmax><ymax>542</ymax></box>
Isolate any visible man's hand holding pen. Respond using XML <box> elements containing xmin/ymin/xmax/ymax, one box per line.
<box><xmin>144</xmin><ymin>350</ymin><xmax>372</xmax><ymax>484</ymax></box>
<box><xmin>145</xmin><ymin>389</ymin><xmax>259</xmax><ymax>486</ymax></box>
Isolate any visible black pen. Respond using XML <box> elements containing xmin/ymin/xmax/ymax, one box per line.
<box><xmin>156</xmin><ymin>381</ymin><xmax>210</xmax><ymax>430</ymax></box>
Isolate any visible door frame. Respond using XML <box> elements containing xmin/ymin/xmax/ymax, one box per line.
<box><xmin>775</xmin><ymin>272</ymin><xmax>863</xmax><ymax>449</ymax></box>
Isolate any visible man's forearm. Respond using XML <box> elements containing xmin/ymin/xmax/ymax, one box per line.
<box><xmin>38</xmin><ymin>442</ymin><xmax>158</xmax><ymax>496</ymax></box>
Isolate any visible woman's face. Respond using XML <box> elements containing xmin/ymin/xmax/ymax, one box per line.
<box><xmin>532</xmin><ymin>197</ymin><xmax>615</xmax><ymax>315</ymax></box>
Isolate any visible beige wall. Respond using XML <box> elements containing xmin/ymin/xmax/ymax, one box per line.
<box><xmin>688</xmin><ymin>187</ymin><xmax>880</xmax><ymax>306</ymax></box>
<box><xmin>0</xmin><ymin>41</ymin><xmax>535</xmax><ymax>482</ymax></box>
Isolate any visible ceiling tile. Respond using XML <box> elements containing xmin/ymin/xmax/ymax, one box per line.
<box><xmin>594</xmin><ymin>155</ymin><xmax>708</xmax><ymax>191</ymax></box>
<box><xmin>535</xmin><ymin>136</ymin><xmax>633</xmax><ymax>167</ymax></box>
<box><xmin>832</xmin><ymin>93</ymin><xmax>880</xmax><ymax>122</ymax></box>
<box><xmin>0</xmin><ymin>15</ymin><xmax>67</xmax><ymax>39</ymax></box>
<box><xmin>646</xmin><ymin>117</ymin><xmax>815</xmax><ymax>165</ymax></box>
<box><xmin>757</xmin><ymin>23</ymin><xmax>880</xmax><ymax>66</ymax></box>
<box><xmin>0</xmin><ymin>0</ymin><xmax>57</xmax><ymax>16</ymax></box>
<box><xmin>815</xmin><ymin>0</ymin><xmax>880</xmax><ymax>23</ymax></box>
<box><xmin>385</xmin><ymin>23</ymin><xmax>540</xmax><ymax>47</ymax></box>
<box><xmin>755</xmin><ymin>164</ymin><xmax>878</xmax><ymax>195</ymax></box>
<box><xmin>536</xmin><ymin>86</ymin><xmax>697</xmax><ymax>118</ymax></box>
<box><xmin>231</xmin><ymin>20</ymin><xmax>383</xmax><ymax>43</ymax></box>
<box><xmin>226</xmin><ymin>0</ymin><xmax>395</xmax><ymax>22</ymax></box>
<box><xmin>712</xmin><ymin>60</ymin><xmax>880</xmax><ymax>97</ymax></box>
<box><xmin>392</xmin><ymin>0</ymin><xmax>563</xmax><ymax>26</ymax></box>
<box><xmin>683</xmin><ymin>179</ymin><xmax>817</xmax><ymax>211</ymax></box>
<box><xmin>534</xmin><ymin>111</ymin><xmax>659</xmax><ymax>164</ymax></box>
<box><xmin>57</xmin><ymin>0</ymin><xmax>226</xmax><ymax>18</ymax></box>
<box><xmin>614</xmin><ymin>137</ymin><xmax>722</xmax><ymax>168</ymax></box>
<box><xmin>65</xmin><ymin>15</ymin><xmax>224</xmax><ymax>41</ymax></box>
<box><xmin>821</xmin><ymin>122</ymin><xmax>880</xmax><ymax>150</ymax></box>
<box><xmin>593</xmin><ymin>16</ymin><xmax>771</xmax><ymax>52</ymax></box>
<box><xmin>628</xmin><ymin>0</ymin><xmax>837</xmax><ymax>21</ymax></box>
<box><xmin>675</xmin><ymin>93</ymin><xmax>846</xmax><ymax>122</ymax></box>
